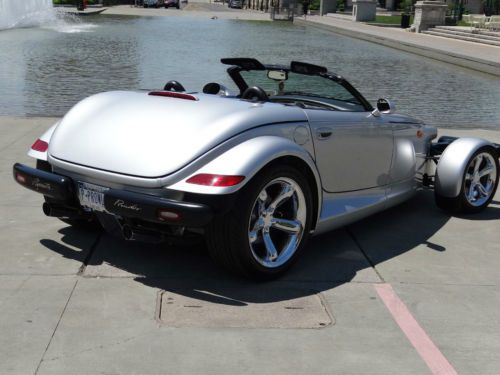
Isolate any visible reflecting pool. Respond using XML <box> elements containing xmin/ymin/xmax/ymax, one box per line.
<box><xmin>0</xmin><ymin>15</ymin><xmax>499</xmax><ymax>128</ymax></box>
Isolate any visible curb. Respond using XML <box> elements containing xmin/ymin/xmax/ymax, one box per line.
<box><xmin>295</xmin><ymin>18</ymin><xmax>500</xmax><ymax>77</ymax></box>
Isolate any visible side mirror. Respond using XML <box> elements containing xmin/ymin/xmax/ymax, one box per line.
<box><xmin>376</xmin><ymin>98</ymin><xmax>396</xmax><ymax>114</ymax></box>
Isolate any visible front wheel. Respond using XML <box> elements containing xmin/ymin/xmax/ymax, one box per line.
<box><xmin>206</xmin><ymin>165</ymin><xmax>313</xmax><ymax>280</ymax></box>
<box><xmin>435</xmin><ymin>146</ymin><xmax>499</xmax><ymax>214</ymax></box>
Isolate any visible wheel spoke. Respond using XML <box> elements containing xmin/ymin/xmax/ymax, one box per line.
<box><xmin>271</xmin><ymin>218</ymin><xmax>302</xmax><ymax>234</ymax></box>
<box><xmin>473</xmin><ymin>155</ymin><xmax>483</xmax><ymax>174</ymax></box>
<box><xmin>248</xmin><ymin>176</ymin><xmax>307</xmax><ymax>268</ymax></box>
<box><xmin>468</xmin><ymin>183</ymin><xmax>476</xmax><ymax>201</ymax></box>
<box><xmin>257</xmin><ymin>190</ymin><xmax>268</xmax><ymax>215</ymax></box>
<box><xmin>478</xmin><ymin>165</ymin><xmax>494</xmax><ymax>178</ymax></box>
<box><xmin>262</xmin><ymin>231</ymin><xmax>278</xmax><ymax>261</ymax></box>
<box><xmin>249</xmin><ymin>218</ymin><xmax>264</xmax><ymax>243</ymax></box>
<box><xmin>249</xmin><ymin>230</ymin><xmax>259</xmax><ymax>243</ymax></box>
<box><xmin>476</xmin><ymin>183</ymin><xmax>489</xmax><ymax>197</ymax></box>
<box><xmin>464</xmin><ymin>152</ymin><xmax>497</xmax><ymax>207</ymax></box>
<box><xmin>259</xmin><ymin>189</ymin><xmax>268</xmax><ymax>202</ymax></box>
<box><xmin>269</xmin><ymin>183</ymin><xmax>294</xmax><ymax>212</ymax></box>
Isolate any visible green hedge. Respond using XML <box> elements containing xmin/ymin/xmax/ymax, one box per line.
<box><xmin>309</xmin><ymin>0</ymin><xmax>320</xmax><ymax>10</ymax></box>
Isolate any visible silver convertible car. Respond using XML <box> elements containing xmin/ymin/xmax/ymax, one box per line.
<box><xmin>13</xmin><ymin>58</ymin><xmax>500</xmax><ymax>279</ymax></box>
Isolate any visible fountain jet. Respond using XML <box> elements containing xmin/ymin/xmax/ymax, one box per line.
<box><xmin>0</xmin><ymin>0</ymin><xmax>58</xmax><ymax>30</ymax></box>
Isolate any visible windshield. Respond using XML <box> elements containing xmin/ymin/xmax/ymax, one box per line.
<box><xmin>240</xmin><ymin>70</ymin><xmax>366</xmax><ymax>112</ymax></box>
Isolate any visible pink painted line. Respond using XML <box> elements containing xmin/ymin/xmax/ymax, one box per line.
<box><xmin>374</xmin><ymin>283</ymin><xmax>459</xmax><ymax>375</ymax></box>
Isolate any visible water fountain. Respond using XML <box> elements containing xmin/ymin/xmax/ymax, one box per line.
<box><xmin>0</xmin><ymin>0</ymin><xmax>59</xmax><ymax>30</ymax></box>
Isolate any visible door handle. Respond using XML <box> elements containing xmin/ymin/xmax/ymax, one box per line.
<box><xmin>316</xmin><ymin>128</ymin><xmax>332</xmax><ymax>140</ymax></box>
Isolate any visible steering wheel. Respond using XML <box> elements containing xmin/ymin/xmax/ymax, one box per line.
<box><xmin>241</xmin><ymin>86</ymin><xmax>269</xmax><ymax>102</ymax></box>
<box><xmin>163</xmin><ymin>80</ymin><xmax>185</xmax><ymax>92</ymax></box>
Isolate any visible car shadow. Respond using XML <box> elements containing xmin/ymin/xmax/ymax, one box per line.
<box><xmin>39</xmin><ymin>190</ymin><xmax>500</xmax><ymax>305</ymax></box>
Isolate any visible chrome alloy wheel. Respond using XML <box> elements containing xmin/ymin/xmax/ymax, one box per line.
<box><xmin>248</xmin><ymin>177</ymin><xmax>307</xmax><ymax>268</ymax></box>
<box><xmin>464</xmin><ymin>152</ymin><xmax>497</xmax><ymax>207</ymax></box>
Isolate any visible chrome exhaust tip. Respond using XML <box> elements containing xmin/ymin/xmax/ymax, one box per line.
<box><xmin>121</xmin><ymin>223</ymin><xmax>164</xmax><ymax>244</ymax></box>
<box><xmin>122</xmin><ymin>224</ymin><xmax>134</xmax><ymax>240</ymax></box>
<box><xmin>42</xmin><ymin>202</ymin><xmax>84</xmax><ymax>220</ymax></box>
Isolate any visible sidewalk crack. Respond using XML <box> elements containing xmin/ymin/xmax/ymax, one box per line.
<box><xmin>346</xmin><ymin>227</ymin><xmax>385</xmax><ymax>283</ymax></box>
<box><xmin>34</xmin><ymin>278</ymin><xmax>78</xmax><ymax>375</ymax></box>
<box><xmin>77</xmin><ymin>232</ymin><xmax>102</xmax><ymax>276</ymax></box>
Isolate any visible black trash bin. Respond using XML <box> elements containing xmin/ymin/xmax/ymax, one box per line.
<box><xmin>401</xmin><ymin>14</ymin><xmax>411</xmax><ymax>28</ymax></box>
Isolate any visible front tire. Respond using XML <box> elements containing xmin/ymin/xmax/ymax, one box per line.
<box><xmin>435</xmin><ymin>146</ymin><xmax>499</xmax><ymax>214</ymax></box>
<box><xmin>206</xmin><ymin>164</ymin><xmax>313</xmax><ymax>280</ymax></box>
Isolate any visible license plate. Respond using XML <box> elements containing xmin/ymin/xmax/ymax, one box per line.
<box><xmin>77</xmin><ymin>182</ymin><xmax>109</xmax><ymax>212</ymax></box>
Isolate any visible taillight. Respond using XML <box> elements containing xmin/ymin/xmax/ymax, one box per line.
<box><xmin>186</xmin><ymin>174</ymin><xmax>245</xmax><ymax>187</ymax></box>
<box><xmin>148</xmin><ymin>91</ymin><xmax>198</xmax><ymax>101</ymax></box>
<box><xmin>15</xmin><ymin>173</ymin><xmax>27</xmax><ymax>184</ymax></box>
<box><xmin>31</xmin><ymin>139</ymin><xmax>49</xmax><ymax>152</ymax></box>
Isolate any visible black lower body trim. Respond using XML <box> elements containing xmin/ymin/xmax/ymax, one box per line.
<box><xmin>104</xmin><ymin>189</ymin><xmax>213</xmax><ymax>227</ymax></box>
<box><xmin>13</xmin><ymin>163</ymin><xmax>214</xmax><ymax>227</ymax></box>
<box><xmin>13</xmin><ymin>163</ymin><xmax>73</xmax><ymax>201</ymax></box>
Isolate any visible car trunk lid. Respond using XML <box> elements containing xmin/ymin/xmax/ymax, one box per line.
<box><xmin>48</xmin><ymin>91</ymin><xmax>306</xmax><ymax>178</ymax></box>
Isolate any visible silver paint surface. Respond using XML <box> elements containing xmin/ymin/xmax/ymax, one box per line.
<box><xmin>435</xmin><ymin>137</ymin><xmax>492</xmax><ymax>198</ymax></box>
<box><xmin>29</xmin><ymin>89</ymin><xmax>496</xmax><ymax>234</ymax></box>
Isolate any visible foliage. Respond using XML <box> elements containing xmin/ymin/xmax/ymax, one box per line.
<box><xmin>337</xmin><ymin>0</ymin><xmax>346</xmax><ymax>12</ymax></box>
<box><xmin>483</xmin><ymin>0</ymin><xmax>500</xmax><ymax>15</ymax></box>
<box><xmin>52</xmin><ymin>0</ymin><xmax>97</xmax><ymax>4</ymax></box>
<box><xmin>400</xmin><ymin>0</ymin><xmax>413</xmax><ymax>14</ymax></box>
<box><xmin>373</xmin><ymin>15</ymin><xmax>413</xmax><ymax>24</ymax></box>
<box><xmin>309</xmin><ymin>0</ymin><xmax>320</xmax><ymax>11</ymax></box>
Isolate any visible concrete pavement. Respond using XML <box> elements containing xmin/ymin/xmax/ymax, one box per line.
<box><xmin>295</xmin><ymin>16</ymin><xmax>500</xmax><ymax>77</ymax></box>
<box><xmin>0</xmin><ymin>117</ymin><xmax>499</xmax><ymax>374</ymax></box>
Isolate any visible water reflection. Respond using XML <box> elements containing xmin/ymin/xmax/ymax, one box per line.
<box><xmin>20</xmin><ymin>17</ymin><xmax>140</xmax><ymax>116</ymax></box>
<box><xmin>0</xmin><ymin>15</ymin><xmax>499</xmax><ymax>128</ymax></box>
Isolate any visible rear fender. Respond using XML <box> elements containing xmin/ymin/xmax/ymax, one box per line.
<box><xmin>168</xmin><ymin>136</ymin><xmax>322</xmax><ymax>197</ymax></box>
<box><xmin>27</xmin><ymin>122</ymin><xmax>59</xmax><ymax>161</ymax></box>
<box><xmin>435</xmin><ymin>137</ymin><xmax>495</xmax><ymax>198</ymax></box>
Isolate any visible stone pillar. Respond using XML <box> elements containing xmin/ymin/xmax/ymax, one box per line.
<box><xmin>385</xmin><ymin>0</ymin><xmax>394</xmax><ymax>10</ymax></box>
<box><xmin>352</xmin><ymin>0</ymin><xmax>376</xmax><ymax>21</ymax></box>
<box><xmin>320</xmin><ymin>0</ymin><xmax>337</xmax><ymax>15</ymax></box>
<box><xmin>412</xmin><ymin>1</ymin><xmax>448</xmax><ymax>33</ymax></box>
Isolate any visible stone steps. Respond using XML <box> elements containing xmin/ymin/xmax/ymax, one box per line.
<box><xmin>435</xmin><ymin>26</ymin><xmax>500</xmax><ymax>37</ymax></box>
<box><xmin>422</xmin><ymin>27</ymin><xmax>500</xmax><ymax>47</ymax></box>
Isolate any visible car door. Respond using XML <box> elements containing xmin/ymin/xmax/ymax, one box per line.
<box><xmin>306</xmin><ymin>109</ymin><xmax>394</xmax><ymax>193</ymax></box>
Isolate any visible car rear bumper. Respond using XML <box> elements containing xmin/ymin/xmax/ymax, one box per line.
<box><xmin>13</xmin><ymin>163</ymin><xmax>213</xmax><ymax>227</ymax></box>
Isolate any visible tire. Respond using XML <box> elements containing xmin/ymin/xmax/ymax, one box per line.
<box><xmin>36</xmin><ymin>160</ymin><xmax>100</xmax><ymax>230</ymax></box>
<box><xmin>206</xmin><ymin>164</ymin><xmax>313</xmax><ymax>280</ymax></box>
<box><xmin>435</xmin><ymin>146</ymin><xmax>499</xmax><ymax>214</ymax></box>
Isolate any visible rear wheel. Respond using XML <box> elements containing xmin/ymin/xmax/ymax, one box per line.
<box><xmin>206</xmin><ymin>165</ymin><xmax>313</xmax><ymax>280</ymax></box>
<box><xmin>435</xmin><ymin>147</ymin><xmax>499</xmax><ymax>214</ymax></box>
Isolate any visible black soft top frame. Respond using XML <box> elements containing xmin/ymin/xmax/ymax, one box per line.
<box><xmin>221</xmin><ymin>57</ymin><xmax>373</xmax><ymax>111</ymax></box>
